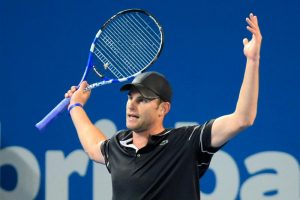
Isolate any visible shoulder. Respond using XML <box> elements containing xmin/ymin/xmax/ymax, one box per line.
<box><xmin>101</xmin><ymin>129</ymin><xmax>131</xmax><ymax>150</ymax></box>
<box><xmin>167</xmin><ymin>124</ymin><xmax>204</xmax><ymax>141</ymax></box>
<box><xmin>171</xmin><ymin>120</ymin><xmax>215</xmax><ymax>136</ymax></box>
<box><xmin>115</xmin><ymin>129</ymin><xmax>131</xmax><ymax>140</ymax></box>
<box><xmin>103</xmin><ymin>129</ymin><xmax>130</xmax><ymax>141</ymax></box>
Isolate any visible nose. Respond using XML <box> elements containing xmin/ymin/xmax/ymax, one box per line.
<box><xmin>127</xmin><ymin>99</ymin><xmax>136</xmax><ymax>111</ymax></box>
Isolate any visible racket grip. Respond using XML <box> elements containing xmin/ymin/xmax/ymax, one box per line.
<box><xmin>35</xmin><ymin>98</ymin><xmax>71</xmax><ymax>131</ymax></box>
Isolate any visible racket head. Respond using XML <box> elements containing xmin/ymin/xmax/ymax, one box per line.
<box><xmin>87</xmin><ymin>9</ymin><xmax>164</xmax><ymax>83</ymax></box>
<box><xmin>35</xmin><ymin>9</ymin><xmax>164</xmax><ymax>131</ymax></box>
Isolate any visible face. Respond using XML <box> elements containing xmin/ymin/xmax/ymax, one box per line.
<box><xmin>126</xmin><ymin>90</ymin><xmax>163</xmax><ymax>133</ymax></box>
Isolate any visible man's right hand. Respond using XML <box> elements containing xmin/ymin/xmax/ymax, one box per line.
<box><xmin>65</xmin><ymin>81</ymin><xmax>91</xmax><ymax>107</ymax></box>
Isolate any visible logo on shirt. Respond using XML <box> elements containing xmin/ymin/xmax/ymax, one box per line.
<box><xmin>159</xmin><ymin>140</ymin><xmax>168</xmax><ymax>146</ymax></box>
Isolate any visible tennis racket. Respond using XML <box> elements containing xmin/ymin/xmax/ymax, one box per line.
<box><xmin>36</xmin><ymin>9</ymin><xmax>164</xmax><ymax>131</ymax></box>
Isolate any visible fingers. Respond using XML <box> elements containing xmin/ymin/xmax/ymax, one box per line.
<box><xmin>246</xmin><ymin>14</ymin><xmax>258</xmax><ymax>33</ymax></box>
<box><xmin>71</xmin><ymin>86</ymin><xmax>77</xmax><ymax>92</ymax></box>
<box><xmin>79</xmin><ymin>81</ymin><xmax>89</xmax><ymax>91</ymax></box>
<box><xmin>79</xmin><ymin>81</ymin><xmax>91</xmax><ymax>96</ymax></box>
<box><xmin>64</xmin><ymin>81</ymin><xmax>90</xmax><ymax>98</ymax></box>
<box><xmin>246</xmin><ymin>14</ymin><xmax>256</xmax><ymax>26</ymax></box>
<box><xmin>250</xmin><ymin>13</ymin><xmax>258</xmax><ymax>24</ymax></box>
<box><xmin>245</xmin><ymin>13</ymin><xmax>262</xmax><ymax>41</ymax></box>
<box><xmin>65</xmin><ymin>86</ymin><xmax>76</xmax><ymax>98</ymax></box>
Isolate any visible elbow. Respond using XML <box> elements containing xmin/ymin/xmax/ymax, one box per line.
<box><xmin>240</xmin><ymin>115</ymin><xmax>256</xmax><ymax>129</ymax></box>
<box><xmin>235</xmin><ymin>112</ymin><xmax>256</xmax><ymax>129</ymax></box>
<box><xmin>243</xmin><ymin>119</ymin><xmax>255</xmax><ymax>128</ymax></box>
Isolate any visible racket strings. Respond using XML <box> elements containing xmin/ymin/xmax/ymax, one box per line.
<box><xmin>112</xmin><ymin>19</ymin><xmax>153</xmax><ymax>65</ymax></box>
<box><xmin>94</xmin><ymin>39</ymin><xmax>135</xmax><ymax>79</ymax></box>
<box><xmin>126</xmin><ymin>13</ymin><xmax>161</xmax><ymax>49</ymax></box>
<box><xmin>95</xmin><ymin>37</ymin><xmax>133</xmax><ymax>78</ymax></box>
<box><xmin>121</xmin><ymin>15</ymin><xmax>160</xmax><ymax>56</ymax></box>
<box><xmin>103</xmin><ymin>29</ymin><xmax>143</xmax><ymax>71</ymax></box>
<box><xmin>103</xmin><ymin>15</ymin><xmax>158</xmax><ymax>74</ymax></box>
<box><xmin>103</xmin><ymin>21</ymin><xmax>151</xmax><ymax>73</ymax></box>
<box><xmin>93</xmin><ymin>12</ymin><xmax>162</xmax><ymax>79</ymax></box>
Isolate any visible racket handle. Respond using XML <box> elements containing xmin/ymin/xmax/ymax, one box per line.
<box><xmin>35</xmin><ymin>98</ymin><xmax>71</xmax><ymax>131</ymax></box>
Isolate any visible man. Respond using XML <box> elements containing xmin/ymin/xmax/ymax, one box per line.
<box><xmin>65</xmin><ymin>13</ymin><xmax>262</xmax><ymax>199</ymax></box>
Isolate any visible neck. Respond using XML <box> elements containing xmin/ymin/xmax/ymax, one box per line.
<box><xmin>132</xmin><ymin>126</ymin><xmax>165</xmax><ymax>149</ymax></box>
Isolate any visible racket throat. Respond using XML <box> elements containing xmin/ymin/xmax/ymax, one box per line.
<box><xmin>93</xmin><ymin>66</ymin><xmax>104</xmax><ymax>78</ymax></box>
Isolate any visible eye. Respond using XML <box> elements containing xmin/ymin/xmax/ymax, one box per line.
<box><xmin>137</xmin><ymin>97</ymin><xmax>151</xmax><ymax>104</ymax></box>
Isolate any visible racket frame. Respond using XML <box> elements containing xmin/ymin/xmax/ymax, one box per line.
<box><xmin>35</xmin><ymin>8</ymin><xmax>164</xmax><ymax>131</ymax></box>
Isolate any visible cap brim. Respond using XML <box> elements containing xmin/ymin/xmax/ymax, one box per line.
<box><xmin>120</xmin><ymin>83</ymin><xmax>133</xmax><ymax>92</ymax></box>
<box><xmin>120</xmin><ymin>84</ymin><xmax>159</xmax><ymax>99</ymax></box>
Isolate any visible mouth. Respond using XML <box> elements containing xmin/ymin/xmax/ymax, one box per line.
<box><xmin>127</xmin><ymin>113</ymin><xmax>139</xmax><ymax>120</ymax></box>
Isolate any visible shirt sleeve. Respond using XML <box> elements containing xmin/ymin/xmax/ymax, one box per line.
<box><xmin>199</xmin><ymin>119</ymin><xmax>224</xmax><ymax>153</ymax></box>
<box><xmin>100</xmin><ymin>139</ymin><xmax>111</xmax><ymax>173</ymax></box>
<box><xmin>186</xmin><ymin>119</ymin><xmax>221</xmax><ymax>154</ymax></box>
<box><xmin>185</xmin><ymin>119</ymin><xmax>225</xmax><ymax>177</ymax></box>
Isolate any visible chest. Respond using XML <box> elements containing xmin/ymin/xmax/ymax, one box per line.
<box><xmin>110</xmin><ymin>136</ymin><xmax>196</xmax><ymax>189</ymax></box>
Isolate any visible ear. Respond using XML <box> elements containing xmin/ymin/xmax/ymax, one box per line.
<box><xmin>160</xmin><ymin>102</ymin><xmax>171</xmax><ymax>116</ymax></box>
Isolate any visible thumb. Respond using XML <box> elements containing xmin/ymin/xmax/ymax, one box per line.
<box><xmin>243</xmin><ymin>38</ymin><xmax>249</xmax><ymax>46</ymax></box>
<box><xmin>79</xmin><ymin>81</ymin><xmax>89</xmax><ymax>91</ymax></box>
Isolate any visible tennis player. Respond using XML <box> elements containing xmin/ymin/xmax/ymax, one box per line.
<box><xmin>65</xmin><ymin>13</ymin><xmax>262</xmax><ymax>200</ymax></box>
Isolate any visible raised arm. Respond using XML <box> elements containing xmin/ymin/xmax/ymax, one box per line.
<box><xmin>65</xmin><ymin>81</ymin><xmax>107</xmax><ymax>164</ymax></box>
<box><xmin>211</xmin><ymin>13</ymin><xmax>262</xmax><ymax>147</ymax></box>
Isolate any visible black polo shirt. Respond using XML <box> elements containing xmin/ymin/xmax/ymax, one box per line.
<box><xmin>101</xmin><ymin>120</ymin><xmax>221</xmax><ymax>200</ymax></box>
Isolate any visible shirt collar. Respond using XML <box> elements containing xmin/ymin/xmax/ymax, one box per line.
<box><xmin>118</xmin><ymin>129</ymin><xmax>171</xmax><ymax>152</ymax></box>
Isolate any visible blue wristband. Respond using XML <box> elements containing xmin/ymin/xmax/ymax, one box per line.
<box><xmin>68</xmin><ymin>103</ymin><xmax>83</xmax><ymax>113</ymax></box>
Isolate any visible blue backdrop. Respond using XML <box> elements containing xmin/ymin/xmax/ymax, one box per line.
<box><xmin>1</xmin><ymin>0</ymin><xmax>299</xmax><ymax>200</ymax></box>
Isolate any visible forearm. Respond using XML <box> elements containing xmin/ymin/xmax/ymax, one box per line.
<box><xmin>235</xmin><ymin>57</ymin><xmax>259</xmax><ymax>126</ymax></box>
<box><xmin>70</xmin><ymin>106</ymin><xmax>107</xmax><ymax>162</ymax></box>
<box><xmin>211</xmin><ymin>58</ymin><xmax>260</xmax><ymax>147</ymax></box>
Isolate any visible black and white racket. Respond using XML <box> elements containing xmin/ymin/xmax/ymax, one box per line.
<box><xmin>36</xmin><ymin>9</ymin><xmax>164</xmax><ymax>130</ymax></box>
